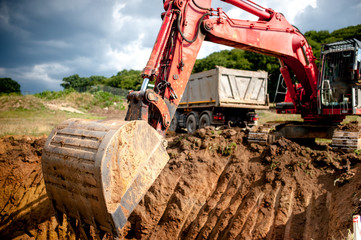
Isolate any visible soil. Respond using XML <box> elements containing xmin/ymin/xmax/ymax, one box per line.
<box><xmin>45</xmin><ymin>103</ymin><xmax>85</xmax><ymax>114</ymax></box>
<box><xmin>0</xmin><ymin>127</ymin><xmax>360</xmax><ymax>239</ymax></box>
<box><xmin>337</xmin><ymin>121</ymin><xmax>361</xmax><ymax>132</ymax></box>
<box><xmin>0</xmin><ymin>136</ymin><xmax>62</xmax><ymax>239</ymax></box>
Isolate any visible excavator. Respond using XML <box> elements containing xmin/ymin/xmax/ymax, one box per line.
<box><xmin>41</xmin><ymin>0</ymin><xmax>361</xmax><ymax>238</ymax></box>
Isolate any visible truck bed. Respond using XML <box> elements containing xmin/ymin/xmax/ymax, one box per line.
<box><xmin>179</xmin><ymin>66</ymin><xmax>269</xmax><ymax>109</ymax></box>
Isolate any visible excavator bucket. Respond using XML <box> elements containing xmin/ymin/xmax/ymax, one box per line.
<box><xmin>42</xmin><ymin>119</ymin><xmax>169</xmax><ymax>237</ymax></box>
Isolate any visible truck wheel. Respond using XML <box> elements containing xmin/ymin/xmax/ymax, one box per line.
<box><xmin>169</xmin><ymin>115</ymin><xmax>178</xmax><ymax>132</ymax></box>
<box><xmin>186</xmin><ymin>114</ymin><xmax>197</xmax><ymax>133</ymax></box>
<box><xmin>199</xmin><ymin>114</ymin><xmax>211</xmax><ymax>128</ymax></box>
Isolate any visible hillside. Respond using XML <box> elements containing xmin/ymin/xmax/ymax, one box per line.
<box><xmin>0</xmin><ymin>91</ymin><xmax>126</xmax><ymax>137</ymax></box>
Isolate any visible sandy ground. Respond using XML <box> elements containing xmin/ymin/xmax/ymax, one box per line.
<box><xmin>45</xmin><ymin>103</ymin><xmax>85</xmax><ymax>114</ymax></box>
<box><xmin>0</xmin><ymin>127</ymin><xmax>360</xmax><ymax>239</ymax></box>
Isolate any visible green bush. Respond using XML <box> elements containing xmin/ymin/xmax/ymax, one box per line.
<box><xmin>35</xmin><ymin>89</ymin><xmax>125</xmax><ymax>110</ymax></box>
<box><xmin>91</xmin><ymin>91</ymin><xmax>125</xmax><ymax>109</ymax></box>
<box><xmin>34</xmin><ymin>88</ymin><xmax>76</xmax><ymax>100</ymax></box>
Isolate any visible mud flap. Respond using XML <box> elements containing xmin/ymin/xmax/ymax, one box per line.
<box><xmin>42</xmin><ymin>119</ymin><xmax>169</xmax><ymax>237</ymax></box>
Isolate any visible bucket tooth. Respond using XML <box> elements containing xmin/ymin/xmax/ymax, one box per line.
<box><xmin>82</xmin><ymin>223</ymin><xmax>92</xmax><ymax>240</ymax></box>
<box><xmin>79</xmin><ymin>228</ymin><xmax>88</xmax><ymax>240</ymax></box>
<box><xmin>55</xmin><ymin>208</ymin><xmax>64</xmax><ymax>225</ymax></box>
<box><xmin>67</xmin><ymin>217</ymin><xmax>78</xmax><ymax>235</ymax></box>
<box><xmin>76</xmin><ymin>213</ymin><xmax>91</xmax><ymax>240</ymax></box>
<box><xmin>98</xmin><ymin>230</ymin><xmax>107</xmax><ymax>240</ymax></box>
<box><xmin>91</xmin><ymin>218</ymin><xmax>104</xmax><ymax>240</ymax></box>
<box><xmin>42</xmin><ymin>119</ymin><xmax>170</xmax><ymax>237</ymax></box>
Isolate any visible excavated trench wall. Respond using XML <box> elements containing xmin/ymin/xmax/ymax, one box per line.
<box><xmin>0</xmin><ymin>128</ymin><xmax>360</xmax><ymax>239</ymax></box>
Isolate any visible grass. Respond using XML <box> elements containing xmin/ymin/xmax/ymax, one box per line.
<box><xmin>257</xmin><ymin>109</ymin><xmax>361</xmax><ymax>125</ymax></box>
<box><xmin>0</xmin><ymin>92</ymin><xmax>117</xmax><ymax>137</ymax></box>
<box><xmin>35</xmin><ymin>90</ymin><xmax>126</xmax><ymax>111</ymax></box>
<box><xmin>0</xmin><ymin>89</ymin><xmax>127</xmax><ymax>137</ymax></box>
<box><xmin>257</xmin><ymin>110</ymin><xmax>302</xmax><ymax>125</ymax></box>
<box><xmin>344</xmin><ymin>115</ymin><xmax>361</xmax><ymax>123</ymax></box>
<box><xmin>0</xmin><ymin>107</ymin><xmax>103</xmax><ymax>137</ymax></box>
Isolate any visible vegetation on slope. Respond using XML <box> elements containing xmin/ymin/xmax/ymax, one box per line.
<box><xmin>0</xmin><ymin>90</ymin><xmax>126</xmax><ymax>137</ymax></box>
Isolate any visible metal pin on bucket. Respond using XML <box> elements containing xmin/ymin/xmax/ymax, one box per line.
<box><xmin>354</xmin><ymin>215</ymin><xmax>361</xmax><ymax>240</ymax></box>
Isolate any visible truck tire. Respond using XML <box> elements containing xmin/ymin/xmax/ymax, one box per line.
<box><xmin>169</xmin><ymin>115</ymin><xmax>179</xmax><ymax>132</ymax></box>
<box><xmin>186</xmin><ymin>114</ymin><xmax>197</xmax><ymax>133</ymax></box>
<box><xmin>199</xmin><ymin>113</ymin><xmax>211</xmax><ymax>128</ymax></box>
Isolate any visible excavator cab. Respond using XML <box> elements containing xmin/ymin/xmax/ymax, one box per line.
<box><xmin>318</xmin><ymin>38</ymin><xmax>361</xmax><ymax>114</ymax></box>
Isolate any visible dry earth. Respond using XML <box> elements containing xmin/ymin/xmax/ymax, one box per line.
<box><xmin>0</xmin><ymin>127</ymin><xmax>360</xmax><ymax>239</ymax></box>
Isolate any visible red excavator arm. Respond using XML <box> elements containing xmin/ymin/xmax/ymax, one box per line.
<box><xmin>42</xmin><ymin>1</ymin><xmax>330</xmax><ymax>238</ymax></box>
<box><xmin>126</xmin><ymin>0</ymin><xmax>320</xmax><ymax>134</ymax></box>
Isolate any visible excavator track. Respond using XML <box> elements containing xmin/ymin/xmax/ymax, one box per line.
<box><xmin>248</xmin><ymin>122</ymin><xmax>283</xmax><ymax>144</ymax></box>
<box><xmin>331</xmin><ymin>128</ymin><xmax>361</xmax><ymax>151</ymax></box>
<box><xmin>248</xmin><ymin>121</ymin><xmax>360</xmax><ymax>151</ymax></box>
<box><xmin>42</xmin><ymin>119</ymin><xmax>169</xmax><ymax>238</ymax></box>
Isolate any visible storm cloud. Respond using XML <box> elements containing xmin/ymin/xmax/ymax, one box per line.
<box><xmin>0</xmin><ymin>0</ymin><xmax>359</xmax><ymax>93</ymax></box>
<box><xmin>294</xmin><ymin>0</ymin><xmax>361</xmax><ymax>31</ymax></box>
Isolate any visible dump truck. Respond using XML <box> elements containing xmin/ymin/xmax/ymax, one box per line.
<box><xmin>170</xmin><ymin>66</ymin><xmax>269</xmax><ymax>133</ymax></box>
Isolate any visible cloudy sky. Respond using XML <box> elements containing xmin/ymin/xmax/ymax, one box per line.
<box><xmin>0</xmin><ymin>0</ymin><xmax>360</xmax><ymax>93</ymax></box>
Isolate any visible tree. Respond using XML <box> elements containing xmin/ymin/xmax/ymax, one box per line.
<box><xmin>104</xmin><ymin>70</ymin><xmax>143</xmax><ymax>90</ymax></box>
<box><xmin>193</xmin><ymin>49</ymin><xmax>252</xmax><ymax>73</ymax></box>
<box><xmin>61</xmin><ymin>74</ymin><xmax>106</xmax><ymax>90</ymax></box>
<box><xmin>305</xmin><ymin>24</ymin><xmax>361</xmax><ymax>64</ymax></box>
<box><xmin>89</xmin><ymin>75</ymin><xmax>106</xmax><ymax>86</ymax></box>
<box><xmin>61</xmin><ymin>74</ymin><xmax>83</xmax><ymax>89</ymax></box>
<box><xmin>0</xmin><ymin>78</ymin><xmax>21</xmax><ymax>94</ymax></box>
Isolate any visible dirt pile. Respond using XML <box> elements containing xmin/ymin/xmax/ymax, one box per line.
<box><xmin>0</xmin><ymin>129</ymin><xmax>361</xmax><ymax>239</ymax></box>
<box><xmin>0</xmin><ymin>136</ymin><xmax>75</xmax><ymax>239</ymax></box>
<box><xmin>120</xmin><ymin>128</ymin><xmax>361</xmax><ymax>239</ymax></box>
<box><xmin>0</xmin><ymin>95</ymin><xmax>45</xmax><ymax>111</ymax></box>
<box><xmin>337</xmin><ymin>121</ymin><xmax>361</xmax><ymax>132</ymax></box>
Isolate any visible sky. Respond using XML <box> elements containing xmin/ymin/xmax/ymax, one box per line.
<box><xmin>0</xmin><ymin>0</ymin><xmax>360</xmax><ymax>94</ymax></box>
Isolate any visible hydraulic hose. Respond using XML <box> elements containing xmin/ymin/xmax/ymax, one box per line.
<box><xmin>177</xmin><ymin>11</ymin><xmax>211</xmax><ymax>43</ymax></box>
<box><xmin>192</xmin><ymin>0</ymin><xmax>212</xmax><ymax>11</ymax></box>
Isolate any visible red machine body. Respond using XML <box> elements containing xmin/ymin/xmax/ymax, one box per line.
<box><xmin>127</xmin><ymin>0</ymin><xmax>360</xmax><ymax>134</ymax></box>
